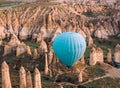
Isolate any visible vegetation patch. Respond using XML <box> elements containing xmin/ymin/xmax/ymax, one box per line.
<box><xmin>84</xmin><ymin>77</ymin><xmax>120</xmax><ymax>88</ymax></box>
<box><xmin>24</xmin><ymin>41</ymin><xmax>38</xmax><ymax>49</ymax></box>
<box><xmin>0</xmin><ymin>1</ymin><xmax>21</xmax><ymax>7</ymax></box>
<box><xmin>56</xmin><ymin>73</ymin><xmax>78</xmax><ymax>84</ymax></box>
<box><xmin>85</xmin><ymin>66</ymin><xmax>105</xmax><ymax>79</ymax></box>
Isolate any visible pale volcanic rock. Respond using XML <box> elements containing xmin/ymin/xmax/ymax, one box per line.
<box><xmin>94</xmin><ymin>25</ymin><xmax>108</xmax><ymax>39</ymax></box>
<box><xmin>0</xmin><ymin>26</ymin><xmax>6</xmax><ymax>39</ymax></box>
<box><xmin>16</xmin><ymin>42</ymin><xmax>27</xmax><ymax>57</ymax></box>
<box><xmin>90</xmin><ymin>47</ymin><xmax>104</xmax><ymax>65</ymax></box>
<box><xmin>96</xmin><ymin>47</ymin><xmax>104</xmax><ymax>63</ymax></box>
<box><xmin>107</xmin><ymin>48</ymin><xmax>112</xmax><ymax>63</ymax></box>
<box><xmin>44</xmin><ymin>54</ymin><xmax>49</xmax><ymax>75</ymax></box>
<box><xmin>8</xmin><ymin>34</ymin><xmax>20</xmax><ymax>47</ymax></box>
<box><xmin>36</xmin><ymin>33</ymin><xmax>42</xmax><ymax>44</ymax></box>
<box><xmin>38</xmin><ymin>39</ymin><xmax>48</xmax><ymax>54</ymax></box>
<box><xmin>33</xmin><ymin>49</ymin><xmax>39</xmax><ymax>59</ymax></box>
<box><xmin>1</xmin><ymin>61</ymin><xmax>12</xmax><ymax>88</ymax></box>
<box><xmin>48</xmin><ymin>49</ymin><xmax>54</xmax><ymax>65</ymax></box>
<box><xmin>3</xmin><ymin>45</ymin><xmax>12</xmax><ymax>56</ymax></box>
<box><xmin>26</xmin><ymin>71</ymin><xmax>33</xmax><ymax>88</ymax></box>
<box><xmin>78</xmin><ymin>70</ymin><xmax>83</xmax><ymax>83</ymax></box>
<box><xmin>87</xmin><ymin>36</ymin><xmax>93</xmax><ymax>46</ymax></box>
<box><xmin>114</xmin><ymin>44</ymin><xmax>120</xmax><ymax>63</ymax></box>
<box><xmin>19</xmin><ymin>66</ymin><xmax>27</xmax><ymax>88</ymax></box>
<box><xmin>19</xmin><ymin>27</ymin><xmax>29</xmax><ymax>40</ymax></box>
<box><xmin>90</xmin><ymin>47</ymin><xmax>97</xmax><ymax>65</ymax></box>
<box><xmin>26</xmin><ymin>46</ymin><xmax>32</xmax><ymax>56</ymax></box>
<box><xmin>80</xmin><ymin>56</ymin><xmax>85</xmax><ymax>64</ymax></box>
<box><xmin>34</xmin><ymin>68</ymin><xmax>41</xmax><ymax>88</ymax></box>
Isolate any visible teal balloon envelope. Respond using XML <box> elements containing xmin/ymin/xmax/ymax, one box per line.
<box><xmin>52</xmin><ymin>32</ymin><xmax>86</xmax><ymax>67</ymax></box>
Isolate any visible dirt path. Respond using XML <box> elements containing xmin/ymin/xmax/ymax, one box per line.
<box><xmin>107</xmin><ymin>67</ymin><xmax>120</xmax><ymax>78</ymax></box>
<box><xmin>81</xmin><ymin>74</ymin><xmax>110</xmax><ymax>85</ymax></box>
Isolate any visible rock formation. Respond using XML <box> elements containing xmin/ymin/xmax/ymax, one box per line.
<box><xmin>33</xmin><ymin>49</ymin><xmax>39</xmax><ymax>59</ymax></box>
<box><xmin>26</xmin><ymin>46</ymin><xmax>32</xmax><ymax>56</ymax></box>
<box><xmin>114</xmin><ymin>44</ymin><xmax>120</xmax><ymax>63</ymax></box>
<box><xmin>78</xmin><ymin>70</ymin><xmax>83</xmax><ymax>83</ymax></box>
<box><xmin>38</xmin><ymin>39</ymin><xmax>48</xmax><ymax>54</ymax></box>
<box><xmin>34</xmin><ymin>68</ymin><xmax>41</xmax><ymax>88</ymax></box>
<box><xmin>96</xmin><ymin>47</ymin><xmax>104</xmax><ymax>63</ymax></box>
<box><xmin>3</xmin><ymin>45</ymin><xmax>12</xmax><ymax>56</ymax></box>
<box><xmin>44</xmin><ymin>54</ymin><xmax>49</xmax><ymax>75</ymax></box>
<box><xmin>107</xmin><ymin>48</ymin><xmax>112</xmax><ymax>63</ymax></box>
<box><xmin>1</xmin><ymin>61</ymin><xmax>12</xmax><ymax>88</ymax></box>
<box><xmin>19</xmin><ymin>66</ymin><xmax>26</xmax><ymax>88</ymax></box>
<box><xmin>27</xmin><ymin>71</ymin><xmax>33</xmax><ymax>88</ymax></box>
<box><xmin>90</xmin><ymin>47</ymin><xmax>97</xmax><ymax>65</ymax></box>
<box><xmin>80</xmin><ymin>56</ymin><xmax>85</xmax><ymax>64</ymax></box>
<box><xmin>90</xmin><ymin>47</ymin><xmax>104</xmax><ymax>65</ymax></box>
<box><xmin>16</xmin><ymin>42</ymin><xmax>27</xmax><ymax>57</ymax></box>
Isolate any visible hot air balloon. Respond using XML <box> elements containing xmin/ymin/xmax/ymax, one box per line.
<box><xmin>52</xmin><ymin>32</ymin><xmax>86</xmax><ymax>67</ymax></box>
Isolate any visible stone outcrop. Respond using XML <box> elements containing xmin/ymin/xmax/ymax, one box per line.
<box><xmin>3</xmin><ymin>45</ymin><xmax>12</xmax><ymax>56</ymax></box>
<box><xmin>44</xmin><ymin>54</ymin><xmax>49</xmax><ymax>75</ymax></box>
<box><xmin>78</xmin><ymin>70</ymin><xmax>83</xmax><ymax>83</ymax></box>
<box><xmin>107</xmin><ymin>48</ymin><xmax>112</xmax><ymax>63</ymax></box>
<box><xmin>19</xmin><ymin>66</ymin><xmax>26</xmax><ymax>88</ymax></box>
<box><xmin>26</xmin><ymin>71</ymin><xmax>33</xmax><ymax>88</ymax></box>
<box><xmin>16</xmin><ymin>42</ymin><xmax>27</xmax><ymax>57</ymax></box>
<box><xmin>114</xmin><ymin>44</ymin><xmax>120</xmax><ymax>63</ymax></box>
<box><xmin>1</xmin><ymin>61</ymin><xmax>12</xmax><ymax>88</ymax></box>
<box><xmin>26</xmin><ymin>46</ymin><xmax>32</xmax><ymax>56</ymax></box>
<box><xmin>38</xmin><ymin>39</ymin><xmax>48</xmax><ymax>54</ymax></box>
<box><xmin>90</xmin><ymin>47</ymin><xmax>104</xmax><ymax>65</ymax></box>
<box><xmin>33</xmin><ymin>49</ymin><xmax>39</xmax><ymax>59</ymax></box>
<box><xmin>34</xmin><ymin>68</ymin><xmax>41</xmax><ymax>88</ymax></box>
<box><xmin>90</xmin><ymin>47</ymin><xmax>97</xmax><ymax>65</ymax></box>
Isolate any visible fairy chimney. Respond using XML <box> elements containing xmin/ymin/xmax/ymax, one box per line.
<box><xmin>78</xmin><ymin>70</ymin><xmax>83</xmax><ymax>83</ymax></box>
<box><xmin>107</xmin><ymin>48</ymin><xmax>112</xmax><ymax>63</ymax></box>
<box><xmin>89</xmin><ymin>47</ymin><xmax>97</xmax><ymax>65</ymax></box>
<box><xmin>33</xmin><ymin>49</ymin><xmax>39</xmax><ymax>59</ymax></box>
<box><xmin>26</xmin><ymin>46</ymin><xmax>32</xmax><ymax>56</ymax></box>
<box><xmin>34</xmin><ymin>68</ymin><xmax>41</xmax><ymax>88</ymax></box>
<box><xmin>44</xmin><ymin>54</ymin><xmax>49</xmax><ymax>75</ymax></box>
<box><xmin>38</xmin><ymin>39</ymin><xmax>48</xmax><ymax>54</ymax></box>
<box><xmin>3</xmin><ymin>45</ymin><xmax>12</xmax><ymax>56</ymax></box>
<box><xmin>80</xmin><ymin>56</ymin><xmax>85</xmax><ymax>64</ymax></box>
<box><xmin>16</xmin><ymin>42</ymin><xmax>27</xmax><ymax>57</ymax></box>
<box><xmin>27</xmin><ymin>71</ymin><xmax>33</xmax><ymax>88</ymax></box>
<box><xmin>114</xmin><ymin>44</ymin><xmax>120</xmax><ymax>63</ymax></box>
<box><xmin>87</xmin><ymin>36</ymin><xmax>93</xmax><ymax>46</ymax></box>
<box><xmin>97</xmin><ymin>47</ymin><xmax>104</xmax><ymax>63</ymax></box>
<box><xmin>48</xmin><ymin>49</ymin><xmax>53</xmax><ymax>65</ymax></box>
<box><xmin>1</xmin><ymin>61</ymin><xmax>12</xmax><ymax>88</ymax></box>
<box><xmin>36</xmin><ymin>33</ymin><xmax>42</xmax><ymax>44</ymax></box>
<box><xmin>8</xmin><ymin>34</ymin><xmax>20</xmax><ymax>47</ymax></box>
<box><xmin>19</xmin><ymin>66</ymin><xmax>26</xmax><ymax>88</ymax></box>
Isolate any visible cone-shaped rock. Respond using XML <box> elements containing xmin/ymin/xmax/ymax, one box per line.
<box><xmin>27</xmin><ymin>71</ymin><xmax>33</xmax><ymax>88</ymax></box>
<box><xmin>1</xmin><ymin>61</ymin><xmax>12</xmax><ymax>88</ymax></box>
<box><xmin>19</xmin><ymin>66</ymin><xmax>26</xmax><ymax>88</ymax></box>
<box><xmin>34</xmin><ymin>68</ymin><xmax>41</xmax><ymax>88</ymax></box>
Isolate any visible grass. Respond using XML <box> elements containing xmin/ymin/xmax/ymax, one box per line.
<box><xmin>42</xmin><ymin>76</ymin><xmax>59</xmax><ymax>88</ymax></box>
<box><xmin>84</xmin><ymin>77</ymin><xmax>120</xmax><ymax>88</ymax></box>
<box><xmin>24</xmin><ymin>41</ymin><xmax>38</xmax><ymax>49</ymax></box>
<box><xmin>56</xmin><ymin>73</ymin><xmax>78</xmax><ymax>84</ymax></box>
<box><xmin>85</xmin><ymin>66</ymin><xmax>105</xmax><ymax>79</ymax></box>
<box><xmin>0</xmin><ymin>1</ymin><xmax>21</xmax><ymax>7</ymax></box>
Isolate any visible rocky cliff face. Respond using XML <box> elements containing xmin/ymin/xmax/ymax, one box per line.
<box><xmin>0</xmin><ymin>3</ymin><xmax>120</xmax><ymax>42</ymax></box>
